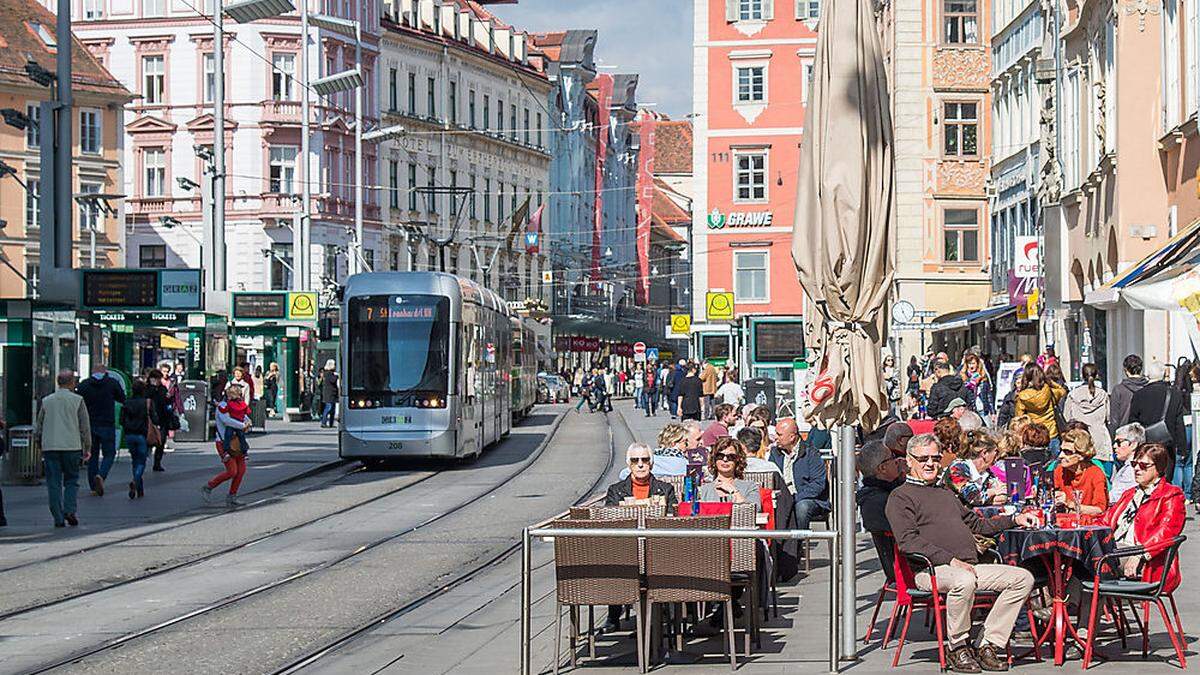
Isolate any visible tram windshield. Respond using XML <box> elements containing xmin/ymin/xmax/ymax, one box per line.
<box><xmin>348</xmin><ymin>294</ymin><xmax>450</xmax><ymax>399</ymax></box>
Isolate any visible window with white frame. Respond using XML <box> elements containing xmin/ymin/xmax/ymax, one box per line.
<box><xmin>943</xmin><ymin>208</ymin><xmax>979</xmax><ymax>263</ymax></box>
<box><xmin>83</xmin><ymin>0</ymin><xmax>104</xmax><ymax>20</ymax></box>
<box><xmin>736</xmin><ymin>66</ymin><xmax>766</xmax><ymax>103</ymax></box>
<box><xmin>25</xmin><ymin>177</ymin><xmax>39</xmax><ymax>229</ymax></box>
<box><xmin>79</xmin><ymin>109</ymin><xmax>101</xmax><ymax>154</ymax></box>
<box><xmin>408</xmin><ymin>72</ymin><xmax>417</xmax><ymax>114</ymax></box>
<box><xmin>203</xmin><ymin>53</ymin><xmax>218</xmax><ymax>103</ymax></box>
<box><xmin>270</xmin><ymin>243</ymin><xmax>293</xmax><ymax>290</ymax></box>
<box><xmin>142</xmin><ymin>0</ymin><xmax>165</xmax><ymax>17</ymax></box>
<box><xmin>388</xmin><ymin>68</ymin><xmax>398</xmax><ymax>111</ymax></box>
<box><xmin>734</xmin><ymin>250</ymin><xmax>769</xmax><ymax>302</ymax></box>
<box><xmin>408</xmin><ymin>164</ymin><xmax>418</xmax><ymax>210</ymax></box>
<box><xmin>1064</xmin><ymin>68</ymin><xmax>1080</xmax><ymax>188</ymax></box>
<box><xmin>25</xmin><ymin>104</ymin><xmax>39</xmax><ymax>148</ymax></box>
<box><xmin>795</xmin><ymin>0</ymin><xmax>820</xmax><ymax>20</ymax></box>
<box><xmin>1165</xmin><ymin>0</ymin><xmax>1182</xmax><ymax>128</ymax></box>
<box><xmin>469</xmin><ymin>90</ymin><xmax>476</xmax><ymax>128</ymax></box>
<box><xmin>943</xmin><ymin>0</ymin><xmax>979</xmax><ymax>44</ymax></box>
<box><xmin>470</xmin><ymin>174</ymin><xmax>477</xmax><ymax>219</ymax></box>
<box><xmin>272</xmin><ymin>53</ymin><xmax>295</xmax><ymax>101</ymax></box>
<box><xmin>139</xmin><ymin>245</ymin><xmax>167</xmax><ymax>268</ymax></box>
<box><xmin>25</xmin><ymin>259</ymin><xmax>38</xmax><ymax>298</ymax></box>
<box><xmin>142</xmin><ymin>55</ymin><xmax>165</xmax><ymax>104</ymax></box>
<box><xmin>734</xmin><ymin>150</ymin><xmax>767</xmax><ymax>202</ymax></box>
<box><xmin>78</xmin><ymin>183</ymin><xmax>102</xmax><ymax>238</ymax></box>
<box><xmin>143</xmin><ymin>148</ymin><xmax>166</xmax><ymax>197</ymax></box>
<box><xmin>737</xmin><ymin>0</ymin><xmax>766</xmax><ymax>20</ymax></box>
<box><xmin>389</xmin><ymin>160</ymin><xmax>399</xmax><ymax>208</ymax></box>
<box><xmin>942</xmin><ymin>101</ymin><xmax>978</xmax><ymax>157</ymax></box>
<box><xmin>269</xmin><ymin>146</ymin><xmax>298</xmax><ymax>193</ymax></box>
<box><xmin>427</xmin><ymin>77</ymin><xmax>436</xmax><ymax>118</ymax></box>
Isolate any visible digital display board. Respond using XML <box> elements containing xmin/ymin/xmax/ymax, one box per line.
<box><xmin>753</xmin><ymin>321</ymin><xmax>805</xmax><ymax>364</ymax></box>
<box><xmin>232</xmin><ymin>293</ymin><xmax>288</xmax><ymax>320</ymax></box>
<box><xmin>83</xmin><ymin>271</ymin><xmax>158</xmax><ymax>308</ymax></box>
<box><xmin>700</xmin><ymin>334</ymin><xmax>730</xmax><ymax>361</ymax></box>
<box><xmin>352</xmin><ymin>295</ymin><xmax>442</xmax><ymax>322</ymax></box>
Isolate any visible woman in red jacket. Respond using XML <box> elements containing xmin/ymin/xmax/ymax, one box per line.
<box><xmin>1097</xmin><ymin>442</ymin><xmax>1185</xmax><ymax>592</ymax></box>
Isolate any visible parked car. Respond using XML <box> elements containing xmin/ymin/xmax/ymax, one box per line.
<box><xmin>537</xmin><ymin>373</ymin><xmax>570</xmax><ymax>403</ymax></box>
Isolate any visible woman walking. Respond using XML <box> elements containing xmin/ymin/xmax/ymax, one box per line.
<box><xmin>202</xmin><ymin>383</ymin><xmax>251</xmax><ymax>507</ymax></box>
<box><xmin>319</xmin><ymin>360</ymin><xmax>339</xmax><ymax>428</ymax></box>
<box><xmin>1063</xmin><ymin>363</ymin><xmax>1113</xmax><ymax>474</ymax></box>
<box><xmin>1015</xmin><ymin>364</ymin><xmax>1067</xmax><ymax>454</ymax></box>
<box><xmin>264</xmin><ymin>362</ymin><xmax>280</xmax><ymax>415</ymax></box>
<box><xmin>145</xmin><ymin>369</ymin><xmax>172</xmax><ymax>472</ymax></box>
<box><xmin>119</xmin><ymin>380</ymin><xmax>158</xmax><ymax>499</ymax></box>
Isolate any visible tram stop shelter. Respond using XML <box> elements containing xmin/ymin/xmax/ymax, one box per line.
<box><xmin>230</xmin><ymin>291</ymin><xmax>322</xmax><ymax>421</ymax></box>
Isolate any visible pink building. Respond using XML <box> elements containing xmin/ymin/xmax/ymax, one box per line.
<box><xmin>692</xmin><ymin>0</ymin><xmax>817</xmax><ymax>333</ymax></box>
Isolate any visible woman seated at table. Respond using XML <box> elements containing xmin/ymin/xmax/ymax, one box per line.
<box><xmin>942</xmin><ymin>429</ymin><xmax>1009</xmax><ymax>506</ymax></box>
<box><xmin>992</xmin><ymin>421</ymin><xmax>1033</xmax><ymax>500</ymax></box>
<box><xmin>699</xmin><ymin>437</ymin><xmax>762</xmax><ymax>508</ymax></box>
<box><xmin>1100</xmin><ymin>442</ymin><xmax>1185</xmax><ymax>581</ymax></box>
<box><xmin>1019</xmin><ymin>421</ymin><xmax>1052</xmax><ymax>466</ymax></box>
<box><xmin>1053</xmin><ymin>429</ymin><xmax>1108</xmax><ymax>516</ymax></box>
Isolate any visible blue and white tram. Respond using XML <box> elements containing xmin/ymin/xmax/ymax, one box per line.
<box><xmin>339</xmin><ymin>272</ymin><xmax>517</xmax><ymax>460</ymax></box>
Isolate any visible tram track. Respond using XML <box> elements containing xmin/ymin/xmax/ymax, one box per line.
<box><xmin>18</xmin><ymin>406</ymin><xmax>578</xmax><ymax>675</ymax></box>
<box><xmin>269</xmin><ymin>407</ymin><xmax>626</xmax><ymax>675</ymax></box>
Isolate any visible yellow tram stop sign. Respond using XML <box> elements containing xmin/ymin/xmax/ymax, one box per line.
<box><xmin>670</xmin><ymin>314</ymin><xmax>691</xmax><ymax>334</ymax></box>
<box><xmin>287</xmin><ymin>292</ymin><xmax>318</xmax><ymax>320</ymax></box>
<box><xmin>706</xmin><ymin>291</ymin><xmax>735</xmax><ymax>321</ymax></box>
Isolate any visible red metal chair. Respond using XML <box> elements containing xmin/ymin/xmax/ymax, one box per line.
<box><xmin>1082</xmin><ymin>535</ymin><xmax>1188</xmax><ymax>669</ymax></box>
<box><xmin>863</xmin><ymin>532</ymin><xmax>897</xmax><ymax>644</ymax></box>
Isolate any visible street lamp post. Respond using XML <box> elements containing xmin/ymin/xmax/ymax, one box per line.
<box><xmin>213</xmin><ymin>0</ymin><xmax>226</xmax><ymax>291</ymax></box>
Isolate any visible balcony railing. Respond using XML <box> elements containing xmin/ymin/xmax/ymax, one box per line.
<box><xmin>261</xmin><ymin>99</ymin><xmax>303</xmax><ymax>124</ymax></box>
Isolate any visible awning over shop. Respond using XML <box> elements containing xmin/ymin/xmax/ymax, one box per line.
<box><xmin>159</xmin><ymin>333</ymin><xmax>189</xmax><ymax>350</ymax></box>
<box><xmin>929</xmin><ymin>304</ymin><xmax>1015</xmax><ymax>332</ymax></box>
<box><xmin>1086</xmin><ymin>219</ymin><xmax>1200</xmax><ymax>309</ymax></box>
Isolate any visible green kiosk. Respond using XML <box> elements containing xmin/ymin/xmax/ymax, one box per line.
<box><xmin>230</xmin><ymin>291</ymin><xmax>320</xmax><ymax>421</ymax></box>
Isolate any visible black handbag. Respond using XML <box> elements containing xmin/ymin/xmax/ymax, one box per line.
<box><xmin>1143</xmin><ymin>387</ymin><xmax>1175</xmax><ymax>445</ymax></box>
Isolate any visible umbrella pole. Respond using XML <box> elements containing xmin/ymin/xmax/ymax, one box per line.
<box><xmin>838</xmin><ymin>425</ymin><xmax>858</xmax><ymax>660</ymax></box>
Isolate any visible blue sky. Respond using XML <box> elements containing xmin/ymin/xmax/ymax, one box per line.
<box><xmin>488</xmin><ymin>0</ymin><xmax>694</xmax><ymax>119</ymax></box>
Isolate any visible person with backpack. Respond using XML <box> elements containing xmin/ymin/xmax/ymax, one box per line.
<box><xmin>119</xmin><ymin>380</ymin><xmax>159</xmax><ymax>499</ymax></box>
<box><xmin>642</xmin><ymin>365</ymin><xmax>658</xmax><ymax>417</ymax></box>
<box><xmin>1014</xmin><ymin>363</ymin><xmax>1067</xmax><ymax>454</ymax></box>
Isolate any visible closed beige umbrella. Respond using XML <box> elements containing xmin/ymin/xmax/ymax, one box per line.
<box><xmin>791</xmin><ymin>0</ymin><xmax>895</xmax><ymax>659</ymax></box>
<box><xmin>792</xmin><ymin>0</ymin><xmax>894</xmax><ymax>432</ymax></box>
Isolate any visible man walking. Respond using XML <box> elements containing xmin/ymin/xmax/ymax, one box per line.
<box><xmin>676</xmin><ymin>364</ymin><xmax>704</xmax><ymax>421</ymax></box>
<box><xmin>36</xmin><ymin>370</ymin><xmax>92</xmax><ymax>527</ymax></box>
<box><xmin>887</xmin><ymin>433</ymin><xmax>1039</xmax><ymax>672</ymax></box>
<box><xmin>1109</xmin><ymin>354</ymin><xmax>1148</xmax><ymax>433</ymax></box>
<box><xmin>700</xmin><ymin>360</ymin><xmax>719</xmax><ymax>419</ymax></box>
<box><xmin>75</xmin><ymin>363</ymin><xmax>125</xmax><ymax>496</ymax></box>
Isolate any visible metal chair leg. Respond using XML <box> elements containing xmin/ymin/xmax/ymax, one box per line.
<box><xmin>635</xmin><ymin>598</ymin><xmax>647</xmax><ymax>674</ymax></box>
<box><xmin>569</xmin><ymin>606</ymin><xmax>579</xmax><ymax>667</ymax></box>
<box><xmin>1156</xmin><ymin>598</ymin><xmax>1188</xmax><ymax>669</ymax></box>
<box><xmin>882</xmin><ymin>598</ymin><xmax>903</xmax><ymax>648</ymax></box>
<box><xmin>725</xmin><ymin>600</ymin><xmax>738</xmax><ymax>670</ymax></box>
<box><xmin>1168</xmin><ymin>594</ymin><xmax>1186</xmax><ymax>643</ymax></box>
<box><xmin>554</xmin><ymin>602</ymin><xmax>563</xmax><ymax>675</ymax></box>
<box><xmin>589</xmin><ymin>605</ymin><xmax>596</xmax><ymax>659</ymax></box>
<box><xmin>865</xmin><ymin>587</ymin><xmax>886</xmax><ymax>643</ymax></box>
<box><xmin>891</xmin><ymin>605</ymin><xmax>913</xmax><ymax>668</ymax></box>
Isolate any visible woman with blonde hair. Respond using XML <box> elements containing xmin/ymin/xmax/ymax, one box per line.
<box><xmin>942</xmin><ymin>429</ymin><xmax>1007</xmax><ymax>506</ymax></box>
<box><xmin>994</xmin><ymin>416</ymin><xmax>1034</xmax><ymax>499</ymax></box>
<box><xmin>1053</xmin><ymin>428</ymin><xmax>1108</xmax><ymax>515</ymax></box>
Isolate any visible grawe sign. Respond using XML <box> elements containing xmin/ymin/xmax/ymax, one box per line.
<box><xmin>707</xmin><ymin>207</ymin><xmax>774</xmax><ymax>229</ymax></box>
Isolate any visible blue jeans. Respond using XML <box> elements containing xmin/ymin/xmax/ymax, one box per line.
<box><xmin>126</xmin><ymin>434</ymin><xmax>148</xmax><ymax>492</ymax></box>
<box><xmin>86</xmin><ymin>426</ymin><xmax>117</xmax><ymax>488</ymax></box>
<box><xmin>43</xmin><ymin>450</ymin><xmax>81</xmax><ymax>525</ymax></box>
<box><xmin>1173</xmin><ymin>448</ymin><xmax>1194</xmax><ymax>498</ymax></box>
<box><xmin>794</xmin><ymin>498</ymin><xmax>831</xmax><ymax>531</ymax></box>
<box><xmin>642</xmin><ymin>389</ymin><xmax>657</xmax><ymax>416</ymax></box>
<box><xmin>633</xmin><ymin>386</ymin><xmax>643</xmax><ymax>408</ymax></box>
<box><xmin>320</xmin><ymin>402</ymin><xmax>336</xmax><ymax>426</ymax></box>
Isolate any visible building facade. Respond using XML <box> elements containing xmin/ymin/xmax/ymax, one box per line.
<box><xmin>692</xmin><ymin>0</ymin><xmax>816</xmax><ymax>327</ymax></box>
<box><xmin>884</xmin><ymin>0</ymin><xmax>995</xmax><ymax>363</ymax></box>
<box><xmin>378</xmin><ymin>1</ymin><xmax>552</xmax><ymax>305</ymax></box>
<box><xmin>2</xmin><ymin>0</ymin><xmax>130</xmax><ymax>299</ymax></box>
<box><xmin>59</xmin><ymin>0</ymin><xmax>380</xmax><ymax>297</ymax></box>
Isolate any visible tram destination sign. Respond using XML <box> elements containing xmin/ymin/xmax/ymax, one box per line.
<box><xmin>83</xmin><ymin>270</ymin><xmax>158</xmax><ymax>309</ymax></box>
<box><xmin>233</xmin><ymin>293</ymin><xmax>288</xmax><ymax>320</ymax></box>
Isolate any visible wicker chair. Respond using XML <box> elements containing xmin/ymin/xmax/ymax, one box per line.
<box><xmin>551</xmin><ymin>518</ymin><xmax>645</xmax><ymax>674</ymax></box>
<box><xmin>663</xmin><ymin>475</ymin><xmax>687</xmax><ymax>502</ymax></box>
<box><xmin>744</xmin><ymin>471</ymin><xmax>776</xmax><ymax>490</ymax></box>
<box><xmin>730</xmin><ymin>502</ymin><xmax>761</xmax><ymax>656</ymax></box>
<box><xmin>643</xmin><ymin>515</ymin><xmax>738</xmax><ymax>670</ymax></box>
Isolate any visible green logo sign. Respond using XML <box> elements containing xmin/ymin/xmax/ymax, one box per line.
<box><xmin>707</xmin><ymin>207</ymin><xmax>727</xmax><ymax>229</ymax></box>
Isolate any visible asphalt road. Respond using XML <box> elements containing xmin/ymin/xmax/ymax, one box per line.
<box><xmin>0</xmin><ymin>404</ymin><xmax>618</xmax><ymax>675</ymax></box>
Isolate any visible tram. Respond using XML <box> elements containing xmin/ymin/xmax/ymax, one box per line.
<box><xmin>510</xmin><ymin>316</ymin><xmax>538</xmax><ymax>420</ymax></box>
<box><xmin>339</xmin><ymin>272</ymin><xmax>533</xmax><ymax>461</ymax></box>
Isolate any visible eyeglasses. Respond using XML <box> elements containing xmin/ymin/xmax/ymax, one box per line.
<box><xmin>1060</xmin><ymin>447</ymin><xmax>1078</xmax><ymax>456</ymax></box>
<box><xmin>908</xmin><ymin>453</ymin><xmax>942</xmax><ymax>465</ymax></box>
<box><xmin>715</xmin><ymin>453</ymin><xmax>740</xmax><ymax>461</ymax></box>
<box><xmin>629</xmin><ymin>457</ymin><xmax>652</xmax><ymax>465</ymax></box>
<box><xmin>1131</xmin><ymin>460</ymin><xmax>1155</xmax><ymax>470</ymax></box>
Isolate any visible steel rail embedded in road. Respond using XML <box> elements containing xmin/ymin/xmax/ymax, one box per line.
<box><xmin>23</xmin><ymin>408</ymin><xmax>577</xmax><ymax>675</ymax></box>
<box><xmin>270</xmin><ymin>408</ymin><xmax>619</xmax><ymax>675</ymax></box>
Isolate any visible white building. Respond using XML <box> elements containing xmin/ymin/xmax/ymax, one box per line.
<box><xmin>378</xmin><ymin>1</ymin><xmax>552</xmax><ymax>303</ymax></box>
<box><xmin>56</xmin><ymin>0</ymin><xmax>381</xmax><ymax>294</ymax></box>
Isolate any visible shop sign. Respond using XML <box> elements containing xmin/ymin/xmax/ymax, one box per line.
<box><xmin>159</xmin><ymin>270</ymin><xmax>203</xmax><ymax>309</ymax></box>
<box><xmin>568</xmin><ymin>336</ymin><xmax>600</xmax><ymax>352</ymax></box>
<box><xmin>707</xmin><ymin>208</ymin><xmax>774</xmax><ymax>229</ymax></box>
<box><xmin>670</xmin><ymin>314</ymin><xmax>691</xmax><ymax>334</ymax></box>
<box><xmin>614</xmin><ymin>343</ymin><xmax>634</xmax><ymax>357</ymax></box>
<box><xmin>287</xmin><ymin>292</ymin><xmax>318</xmax><ymax>320</ymax></box>
<box><xmin>1014</xmin><ymin>236</ymin><xmax>1041</xmax><ymax>279</ymax></box>
<box><xmin>706</xmin><ymin>292</ymin><xmax>735</xmax><ymax>321</ymax></box>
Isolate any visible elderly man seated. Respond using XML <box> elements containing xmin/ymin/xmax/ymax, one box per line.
<box><xmin>606</xmin><ymin>442</ymin><xmax>679</xmax><ymax>509</ymax></box>
<box><xmin>886</xmin><ymin>433</ymin><xmax>1039</xmax><ymax>673</ymax></box>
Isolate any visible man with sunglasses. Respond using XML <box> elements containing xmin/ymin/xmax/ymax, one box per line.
<box><xmin>886</xmin><ymin>434</ymin><xmax>1040</xmax><ymax>673</ymax></box>
<box><xmin>1110</xmin><ymin>422</ymin><xmax>1145</xmax><ymax>503</ymax></box>
<box><xmin>605</xmin><ymin>442</ymin><xmax>679</xmax><ymax>511</ymax></box>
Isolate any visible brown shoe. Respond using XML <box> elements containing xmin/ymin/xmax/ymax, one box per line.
<box><xmin>976</xmin><ymin>643</ymin><xmax>1009</xmax><ymax>672</ymax></box>
<box><xmin>947</xmin><ymin>645</ymin><xmax>982</xmax><ymax>674</ymax></box>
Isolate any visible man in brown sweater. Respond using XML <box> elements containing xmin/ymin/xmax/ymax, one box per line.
<box><xmin>886</xmin><ymin>433</ymin><xmax>1039</xmax><ymax>673</ymax></box>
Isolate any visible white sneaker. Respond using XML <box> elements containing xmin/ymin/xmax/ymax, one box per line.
<box><xmin>226</xmin><ymin>494</ymin><xmax>242</xmax><ymax>507</ymax></box>
<box><xmin>200</xmin><ymin>485</ymin><xmax>213</xmax><ymax>503</ymax></box>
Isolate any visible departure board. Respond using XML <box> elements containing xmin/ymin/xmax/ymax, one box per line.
<box><xmin>232</xmin><ymin>293</ymin><xmax>288</xmax><ymax>320</ymax></box>
<box><xmin>82</xmin><ymin>271</ymin><xmax>158</xmax><ymax>308</ymax></box>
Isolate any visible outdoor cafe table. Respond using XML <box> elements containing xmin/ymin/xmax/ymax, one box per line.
<box><xmin>994</xmin><ymin>524</ymin><xmax>1115</xmax><ymax>666</ymax></box>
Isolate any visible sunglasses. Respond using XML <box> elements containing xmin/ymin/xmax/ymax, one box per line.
<box><xmin>715</xmin><ymin>452</ymin><xmax>740</xmax><ymax>461</ymax></box>
<box><xmin>1131</xmin><ymin>460</ymin><xmax>1155</xmax><ymax>471</ymax></box>
<box><xmin>629</xmin><ymin>457</ymin><xmax>651</xmax><ymax>465</ymax></box>
<box><xmin>1060</xmin><ymin>447</ymin><xmax>1078</xmax><ymax>456</ymax></box>
<box><xmin>909</xmin><ymin>453</ymin><xmax>942</xmax><ymax>465</ymax></box>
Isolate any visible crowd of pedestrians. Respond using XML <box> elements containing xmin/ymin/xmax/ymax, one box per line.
<box><xmin>864</xmin><ymin>348</ymin><xmax>1190</xmax><ymax>672</ymax></box>
<box><xmin>567</xmin><ymin>358</ymin><xmax>749</xmax><ymax>423</ymax></box>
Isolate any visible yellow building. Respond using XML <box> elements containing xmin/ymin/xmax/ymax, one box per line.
<box><xmin>0</xmin><ymin>0</ymin><xmax>131</xmax><ymax>299</ymax></box>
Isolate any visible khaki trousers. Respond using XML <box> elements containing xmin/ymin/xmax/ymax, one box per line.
<box><xmin>916</xmin><ymin>563</ymin><xmax>1035</xmax><ymax>648</ymax></box>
